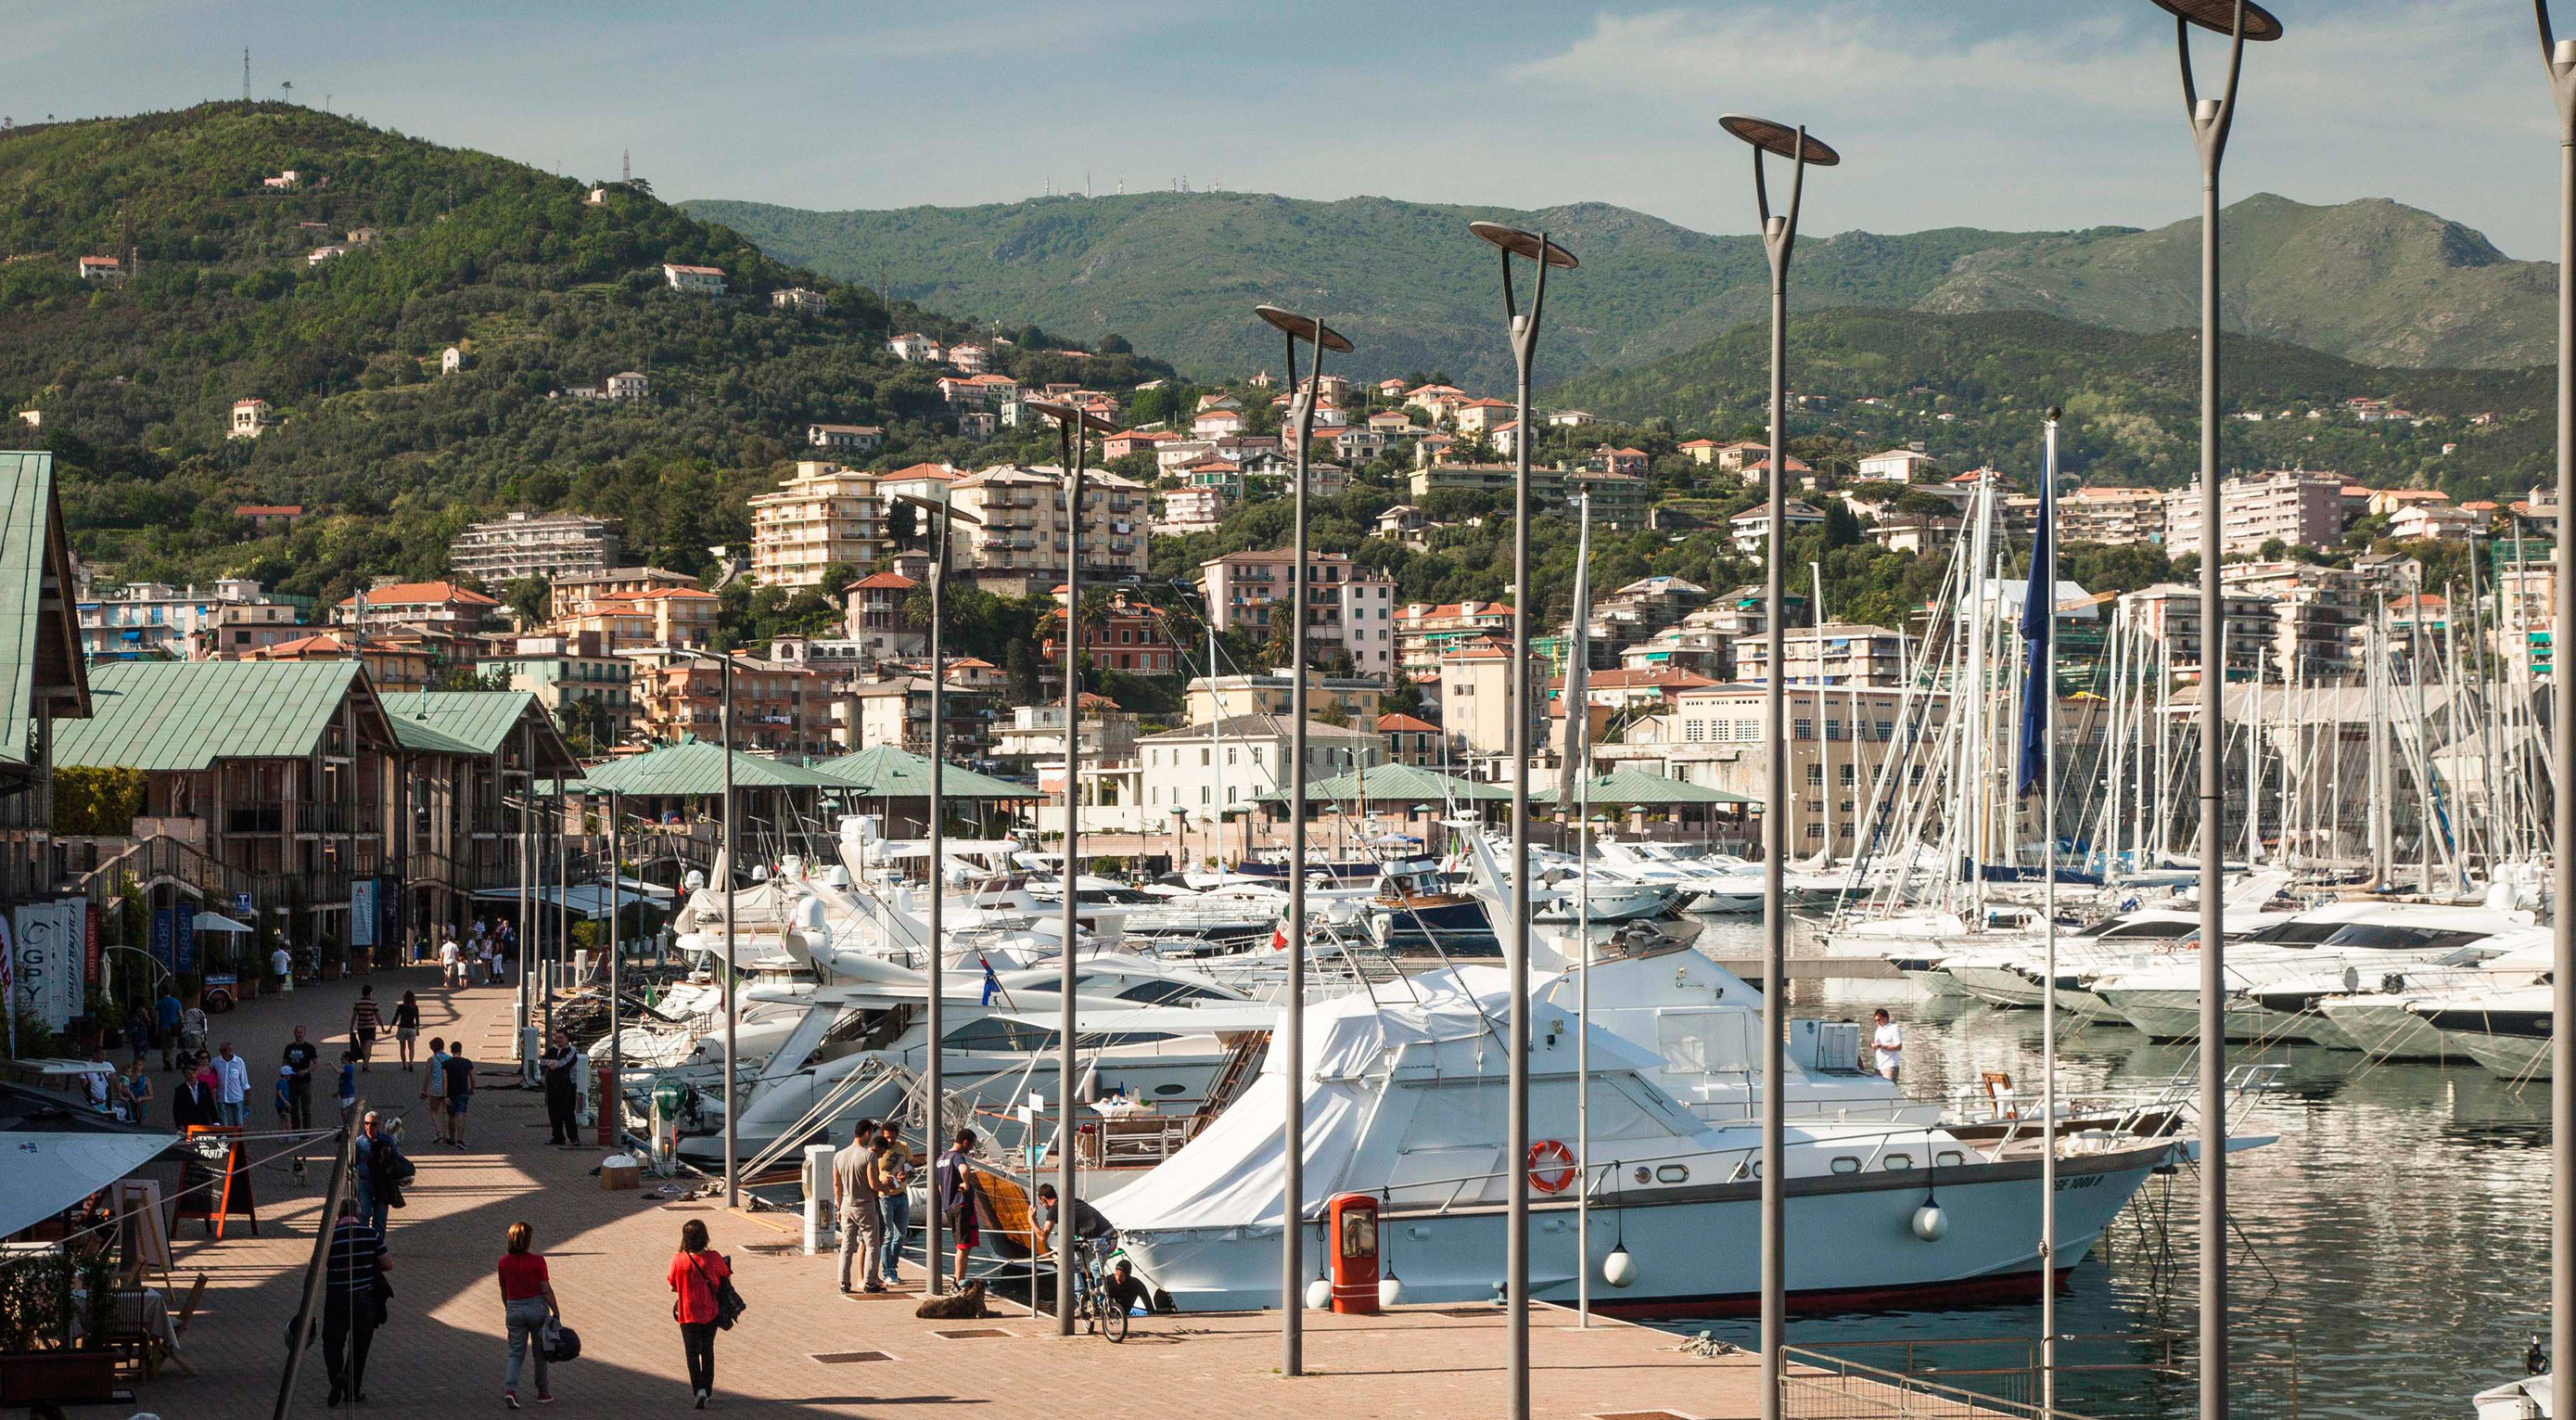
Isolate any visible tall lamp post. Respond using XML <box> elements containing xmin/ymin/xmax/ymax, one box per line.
<box><xmin>670</xmin><ymin>647</ymin><xmax>741</xmax><ymax>1207</ymax></box>
<box><xmin>1465</xmin><ymin>221</ymin><xmax>1575</xmax><ymax>1420</ymax></box>
<box><xmin>1717</xmin><ymin>111</ymin><xmax>1837</xmax><ymax>1420</ymax></box>
<box><xmin>893</xmin><ymin>491</ymin><xmax>980</xmax><ymax>1297</ymax></box>
<box><xmin>2533</xmin><ymin>2</ymin><xmax>2576</xmax><ymax>1402</ymax></box>
<box><xmin>1028</xmin><ymin>398</ymin><xmax>1122</xmax><ymax>1336</ymax></box>
<box><xmin>2145</xmin><ymin>6</ymin><xmax>2278</xmax><ymax>1414</ymax></box>
<box><xmin>1251</xmin><ymin>301</ymin><xmax>1352</xmax><ymax>1378</ymax></box>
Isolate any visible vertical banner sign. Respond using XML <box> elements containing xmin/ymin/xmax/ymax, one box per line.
<box><xmin>233</xmin><ymin>891</ymin><xmax>254</xmax><ymax>921</ymax></box>
<box><xmin>83</xmin><ymin>902</ymin><xmax>101</xmax><ymax>998</ymax></box>
<box><xmin>351</xmin><ymin>879</ymin><xmax>378</xmax><ymax>949</ymax></box>
<box><xmin>376</xmin><ymin>876</ymin><xmax>402</xmax><ymax>953</ymax></box>
<box><xmin>150</xmin><ymin>906</ymin><xmax>175</xmax><ymax>970</ymax></box>
<box><xmin>13</xmin><ymin>902</ymin><xmax>72</xmax><ymax>1030</ymax></box>
<box><xmin>173</xmin><ymin>907</ymin><xmax>196</xmax><ymax>976</ymax></box>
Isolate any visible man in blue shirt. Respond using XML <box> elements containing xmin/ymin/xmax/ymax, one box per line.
<box><xmin>157</xmin><ymin>989</ymin><xmax>183</xmax><ymax>1070</ymax></box>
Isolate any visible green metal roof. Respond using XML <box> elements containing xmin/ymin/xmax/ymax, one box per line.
<box><xmin>388</xmin><ymin>715</ymin><xmax>483</xmax><ymax>756</ymax></box>
<box><xmin>0</xmin><ymin>452</ymin><xmax>83</xmax><ymax>771</ymax></box>
<box><xmin>380</xmin><ymin>688</ymin><xmax>577</xmax><ymax>769</ymax></box>
<box><xmin>53</xmin><ymin>660</ymin><xmax>370</xmax><ymax>771</ymax></box>
<box><xmin>581</xmin><ymin>739</ymin><xmax>843</xmax><ymax>797</ymax></box>
<box><xmin>1255</xmin><ymin>762</ymin><xmax>1511</xmax><ymax>805</ymax></box>
<box><xmin>1532</xmin><ymin>768</ymin><xmax>1752</xmax><ymax>807</ymax></box>
<box><xmin>809</xmin><ymin>745</ymin><xmax>1037</xmax><ymax>800</ymax></box>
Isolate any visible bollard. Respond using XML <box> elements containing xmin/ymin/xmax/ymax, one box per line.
<box><xmin>803</xmin><ymin>1145</ymin><xmax>837</xmax><ymax>1256</ymax></box>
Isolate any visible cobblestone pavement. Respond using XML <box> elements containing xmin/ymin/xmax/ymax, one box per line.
<box><xmin>132</xmin><ymin>966</ymin><xmax>1770</xmax><ymax>1418</ymax></box>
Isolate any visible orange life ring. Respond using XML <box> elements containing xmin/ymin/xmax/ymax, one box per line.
<box><xmin>1527</xmin><ymin>1139</ymin><xmax>1577</xmax><ymax>1194</ymax></box>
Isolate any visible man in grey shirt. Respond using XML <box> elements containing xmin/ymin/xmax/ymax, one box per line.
<box><xmin>834</xmin><ymin>1119</ymin><xmax>886</xmax><ymax>1294</ymax></box>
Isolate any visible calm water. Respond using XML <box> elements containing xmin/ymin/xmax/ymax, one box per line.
<box><xmin>1645</xmin><ymin>920</ymin><xmax>2546</xmax><ymax>1420</ymax></box>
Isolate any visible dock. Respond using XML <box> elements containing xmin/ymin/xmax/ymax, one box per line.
<box><xmin>129</xmin><ymin>966</ymin><xmax>1941</xmax><ymax>1419</ymax></box>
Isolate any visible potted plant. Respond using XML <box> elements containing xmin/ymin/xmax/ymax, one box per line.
<box><xmin>0</xmin><ymin>1250</ymin><xmax>116</xmax><ymax>1405</ymax></box>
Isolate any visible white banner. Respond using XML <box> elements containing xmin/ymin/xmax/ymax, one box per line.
<box><xmin>12</xmin><ymin>899</ymin><xmax>83</xmax><ymax>1032</ymax></box>
<box><xmin>351</xmin><ymin>879</ymin><xmax>377</xmax><ymax>949</ymax></box>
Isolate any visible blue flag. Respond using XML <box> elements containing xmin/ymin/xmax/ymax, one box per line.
<box><xmin>980</xmin><ymin>956</ymin><xmax>1001</xmax><ymax>1005</ymax></box>
<box><xmin>2015</xmin><ymin>463</ymin><xmax>2054</xmax><ymax>798</ymax></box>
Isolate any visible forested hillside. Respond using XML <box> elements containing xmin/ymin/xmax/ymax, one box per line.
<box><xmin>0</xmin><ymin>103</ymin><xmax>1168</xmax><ymax>608</ymax></box>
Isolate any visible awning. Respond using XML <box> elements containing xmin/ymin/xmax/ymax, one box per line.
<box><xmin>469</xmin><ymin>880</ymin><xmax>672</xmax><ymax>919</ymax></box>
<box><xmin>189</xmin><ymin>911</ymin><xmax>256</xmax><ymax>934</ymax></box>
<box><xmin>0</xmin><ymin>1132</ymin><xmax>179</xmax><ymax>1238</ymax></box>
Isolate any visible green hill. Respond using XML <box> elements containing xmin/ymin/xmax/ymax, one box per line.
<box><xmin>1544</xmin><ymin>308</ymin><xmax>2553</xmax><ymax>500</ymax></box>
<box><xmin>1914</xmin><ymin>194</ymin><xmax>2557</xmax><ymax>370</ymax></box>
<box><xmin>682</xmin><ymin>191</ymin><xmax>2060</xmax><ymax>388</ymax></box>
<box><xmin>685</xmin><ymin>190</ymin><xmax>2557</xmax><ymax>386</ymax></box>
<box><xmin>0</xmin><ymin>104</ymin><xmax>1170</xmax><ymax>608</ymax></box>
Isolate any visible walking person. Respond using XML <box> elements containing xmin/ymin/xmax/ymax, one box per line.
<box><xmin>874</xmin><ymin>1124</ymin><xmax>915</xmax><ymax>1286</ymax></box>
<box><xmin>540</xmin><ymin>1031</ymin><xmax>580</xmax><ymax>1147</ymax></box>
<box><xmin>121</xmin><ymin>1057</ymin><xmax>152</xmax><ymax>1129</ymax></box>
<box><xmin>336</xmin><ymin>1048</ymin><xmax>361</xmax><ymax>1127</ymax></box>
<box><xmin>212</xmin><ymin>1041</ymin><xmax>249</xmax><ymax>1129</ymax></box>
<box><xmin>391</xmin><ymin>991</ymin><xmax>422</xmax><ymax>1071</ymax></box>
<box><xmin>322</xmin><ymin>1194</ymin><xmax>389</xmax><ymax>1407</ymax></box>
<box><xmin>444</xmin><ymin>1043</ymin><xmax>475</xmax><ymax>1149</ymax></box>
<box><xmin>421</xmin><ymin>1037</ymin><xmax>451</xmax><ymax>1145</ymax></box>
<box><xmin>668</xmin><ymin>1219</ymin><xmax>732</xmax><ymax>1409</ymax></box>
<box><xmin>156</xmin><ymin>985</ymin><xmax>182</xmax><ymax>1070</ymax></box>
<box><xmin>440</xmin><ymin>934</ymin><xmax>463</xmax><ymax>990</ymax></box>
<box><xmin>833</xmin><ymin>1119</ymin><xmax>885</xmax><ymax>1296</ymax></box>
<box><xmin>1870</xmin><ymin>1007</ymin><xmax>1904</xmax><ymax>1085</ymax></box>
<box><xmin>272</xmin><ymin>1065</ymin><xmax>296</xmax><ymax>1129</ymax></box>
<box><xmin>497</xmin><ymin>1221</ymin><xmax>560</xmax><ymax>1409</ymax></box>
<box><xmin>934</xmin><ymin>1128</ymin><xmax>981</xmax><ymax>1293</ymax></box>
<box><xmin>124</xmin><ymin>1000</ymin><xmax>152</xmax><ymax>1069</ymax></box>
<box><xmin>354</xmin><ymin>1111</ymin><xmax>393</xmax><ymax>1240</ymax></box>
<box><xmin>349</xmin><ymin>986</ymin><xmax>383</xmax><ymax>1071</ymax></box>
<box><xmin>282</xmin><ymin>1026</ymin><xmax>320</xmax><ymax>1130</ymax></box>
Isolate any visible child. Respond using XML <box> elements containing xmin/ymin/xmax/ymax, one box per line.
<box><xmin>274</xmin><ymin>1064</ymin><xmax>296</xmax><ymax>1127</ymax></box>
<box><xmin>337</xmin><ymin>1049</ymin><xmax>361</xmax><ymax>1127</ymax></box>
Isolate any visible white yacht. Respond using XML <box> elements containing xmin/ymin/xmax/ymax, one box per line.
<box><xmin>1108</xmin><ymin>959</ymin><xmax>2230</xmax><ymax>1314</ymax></box>
<box><xmin>2251</xmin><ymin>927</ymin><xmax>2545</xmax><ymax>1054</ymax></box>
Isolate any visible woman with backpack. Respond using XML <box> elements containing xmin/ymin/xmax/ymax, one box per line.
<box><xmin>666</xmin><ymin>1218</ymin><xmax>734</xmax><ymax>1409</ymax></box>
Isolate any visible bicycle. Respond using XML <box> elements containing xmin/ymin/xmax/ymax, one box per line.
<box><xmin>1070</xmin><ymin>1236</ymin><xmax>1129</xmax><ymax>1343</ymax></box>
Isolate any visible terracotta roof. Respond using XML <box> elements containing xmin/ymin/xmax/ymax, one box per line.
<box><xmin>1555</xmin><ymin>668</ymin><xmax>1717</xmax><ymax>691</ymax></box>
<box><xmin>664</xmin><ymin>263</ymin><xmax>724</xmax><ymax>275</ymax></box>
<box><xmin>1400</xmin><ymin>602</ymin><xmax>1513</xmax><ymax>621</ymax></box>
<box><xmin>338</xmin><ymin>581</ymin><xmax>498</xmax><ymax>608</ymax></box>
<box><xmin>880</xmin><ymin>463</ymin><xmax>959</xmax><ymax>480</ymax></box>
<box><xmin>1376</xmin><ymin>712</ymin><xmax>1440</xmax><ymax>734</ymax></box>
<box><xmin>847</xmin><ymin>572</ymin><xmax>920</xmax><ymax>591</ymax></box>
<box><xmin>234</xmin><ymin>504</ymin><xmax>304</xmax><ymax>517</ymax></box>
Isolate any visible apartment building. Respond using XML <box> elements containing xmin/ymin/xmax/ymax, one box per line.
<box><xmin>79</xmin><ymin>578</ymin><xmax>305</xmax><ymax>661</ymax></box>
<box><xmin>1136</xmin><ymin>714</ymin><xmax>1386</xmax><ymax>819</ymax></box>
<box><xmin>1566</xmin><ymin>469</ymin><xmax>1651</xmax><ymax>529</ymax></box>
<box><xmin>2219</xmin><ymin>561</ymin><xmax>2376</xmax><ymax>677</ymax></box>
<box><xmin>748</xmin><ymin>461</ymin><xmax>884</xmax><ymax>590</ymax></box>
<box><xmin>555</xmin><ymin>586</ymin><xmax>719</xmax><ymax>651</ymax></box>
<box><xmin>447</xmin><ymin>510</ymin><xmax>623</xmax><ymax>586</ymax></box>
<box><xmin>1395</xmin><ymin>600</ymin><xmax>1514</xmax><ymax>683</ymax></box>
<box><xmin>941</xmin><ymin>465</ymin><xmax>1149</xmax><ymax>596</ymax></box>
<box><xmin>1182</xmin><ymin>673</ymin><xmax>1384</xmax><ymax>726</ymax></box>
<box><xmin>1616</xmin><ymin>684</ymin><xmax>1958</xmax><ymax>852</ymax></box>
<box><xmin>842</xmin><ymin>571</ymin><xmax>925</xmax><ymax>660</ymax></box>
<box><xmin>548</xmin><ymin>566</ymin><xmax>701</xmax><ymax>620</ymax></box>
<box><xmin>2163</xmin><ymin>470</ymin><xmax>2349</xmax><ymax>558</ymax></box>
<box><xmin>1196</xmin><ymin>550</ymin><xmax>1399</xmax><ymax>679</ymax></box>
<box><xmin>1437</xmin><ymin>645</ymin><xmax>1548</xmax><ymax>768</ymax></box>
<box><xmin>2121</xmin><ymin>582</ymin><xmax>2284</xmax><ymax>681</ymax></box>
<box><xmin>1044</xmin><ymin>585</ymin><xmax>1180</xmax><ymax>676</ymax></box>
<box><xmin>1734</xmin><ymin>622</ymin><xmax>1913</xmax><ymax>687</ymax></box>
<box><xmin>333</xmin><ymin>581</ymin><xmax>498</xmax><ymax>639</ymax></box>
<box><xmin>481</xmin><ymin>630</ymin><xmax>638</xmax><ymax>741</ymax></box>
<box><xmin>635</xmin><ymin>651</ymin><xmax>827</xmax><ymax>755</ymax></box>
<box><xmin>2060</xmin><ymin>486</ymin><xmax>2167</xmax><ymax>546</ymax></box>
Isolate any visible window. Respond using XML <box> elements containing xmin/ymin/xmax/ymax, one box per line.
<box><xmin>1876</xmin><ymin>719</ymin><xmax>1894</xmax><ymax>741</ymax></box>
<box><xmin>1200</xmin><ymin>748</ymin><xmax>1210</xmax><ymax>766</ymax></box>
<box><xmin>1804</xmin><ymin>823</ymin><xmax>1825</xmax><ymax>840</ymax></box>
<box><xmin>1838</xmin><ymin>763</ymin><xmax>1855</xmax><ymax>787</ymax></box>
<box><xmin>1793</xmin><ymin>717</ymin><xmax>1813</xmax><ymax>740</ymax></box>
<box><xmin>1805</xmin><ymin>763</ymin><xmax>1824</xmax><ymax>786</ymax></box>
<box><xmin>1200</xmin><ymin>786</ymin><xmax>1211</xmax><ymax>805</ymax></box>
<box><xmin>1825</xmin><ymin>718</ymin><xmax>1843</xmax><ymax>742</ymax></box>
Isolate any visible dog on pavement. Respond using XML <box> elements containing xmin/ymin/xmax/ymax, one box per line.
<box><xmin>913</xmin><ymin>1280</ymin><xmax>989</xmax><ymax>1320</ymax></box>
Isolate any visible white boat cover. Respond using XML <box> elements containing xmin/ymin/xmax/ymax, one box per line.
<box><xmin>1</xmin><ymin>1132</ymin><xmax>177</xmax><ymax>1237</ymax></box>
<box><xmin>1102</xmin><ymin>966</ymin><xmax>1664</xmax><ymax>1233</ymax></box>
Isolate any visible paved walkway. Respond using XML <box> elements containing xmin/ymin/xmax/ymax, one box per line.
<box><xmin>134</xmin><ymin>966</ymin><xmax>1778</xmax><ymax>1418</ymax></box>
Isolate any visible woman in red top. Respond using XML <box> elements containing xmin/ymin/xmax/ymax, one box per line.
<box><xmin>496</xmin><ymin>1221</ymin><xmax>559</xmax><ymax>1408</ymax></box>
<box><xmin>667</xmin><ymin>1219</ymin><xmax>730</xmax><ymax>1409</ymax></box>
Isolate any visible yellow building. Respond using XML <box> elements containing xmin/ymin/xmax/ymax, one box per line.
<box><xmin>748</xmin><ymin>461</ymin><xmax>885</xmax><ymax>590</ymax></box>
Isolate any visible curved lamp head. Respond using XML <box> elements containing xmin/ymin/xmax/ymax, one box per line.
<box><xmin>2149</xmin><ymin>0</ymin><xmax>2285</xmax><ymax>40</ymax></box>
<box><xmin>1253</xmin><ymin>304</ymin><xmax>1355</xmax><ymax>353</ymax></box>
<box><xmin>1718</xmin><ymin>115</ymin><xmax>1843</xmax><ymax>166</ymax></box>
<box><xmin>1468</xmin><ymin>222</ymin><xmax>1579</xmax><ymax>271</ymax></box>
<box><xmin>1024</xmin><ymin>399</ymin><xmax>1123</xmax><ymax>434</ymax></box>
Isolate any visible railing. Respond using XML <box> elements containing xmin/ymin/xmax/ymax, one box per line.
<box><xmin>1780</xmin><ymin>1335</ymin><xmax>2302</xmax><ymax>1420</ymax></box>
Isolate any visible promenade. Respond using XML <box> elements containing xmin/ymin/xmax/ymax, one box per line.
<box><xmin>137</xmin><ymin>966</ymin><xmax>1779</xmax><ymax>1418</ymax></box>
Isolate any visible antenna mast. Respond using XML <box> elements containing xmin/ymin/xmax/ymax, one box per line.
<box><xmin>243</xmin><ymin>49</ymin><xmax>251</xmax><ymax>103</ymax></box>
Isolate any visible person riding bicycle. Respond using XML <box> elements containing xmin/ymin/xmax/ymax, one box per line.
<box><xmin>1032</xmin><ymin>1183</ymin><xmax>1112</xmax><ymax>1259</ymax></box>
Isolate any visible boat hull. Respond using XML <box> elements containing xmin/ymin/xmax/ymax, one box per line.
<box><xmin>1116</xmin><ymin>1145</ymin><xmax>2167</xmax><ymax>1313</ymax></box>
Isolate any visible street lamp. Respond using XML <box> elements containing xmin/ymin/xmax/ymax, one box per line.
<box><xmin>1027</xmin><ymin>397</ymin><xmax>1122</xmax><ymax>1336</ymax></box>
<box><xmin>1252</xmin><ymin>301</ymin><xmax>1351</xmax><ymax>1380</ymax></box>
<box><xmin>669</xmin><ymin>646</ymin><xmax>740</xmax><ymax>1208</ymax></box>
<box><xmin>1718</xmin><ymin>109</ymin><xmax>1837</xmax><ymax>1420</ymax></box>
<box><xmin>1466</xmin><ymin>220</ymin><xmax>1575</xmax><ymax>1420</ymax></box>
<box><xmin>893</xmin><ymin>491</ymin><xmax>981</xmax><ymax>1296</ymax></box>
<box><xmin>2531</xmin><ymin>1</ymin><xmax>2576</xmax><ymax>1401</ymax></box>
<box><xmin>2142</xmin><ymin>6</ymin><xmax>2277</xmax><ymax>1415</ymax></box>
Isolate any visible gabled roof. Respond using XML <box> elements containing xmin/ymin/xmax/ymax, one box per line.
<box><xmin>1533</xmin><ymin>768</ymin><xmax>1752</xmax><ymax>806</ymax></box>
<box><xmin>811</xmin><ymin>744</ymin><xmax>1037</xmax><ymax>800</ymax></box>
<box><xmin>381</xmin><ymin>689</ymin><xmax>579</xmax><ymax>768</ymax></box>
<box><xmin>1375</xmin><ymin>712</ymin><xmax>1440</xmax><ymax>734</ymax></box>
<box><xmin>338</xmin><ymin>581</ymin><xmax>498</xmax><ymax>608</ymax></box>
<box><xmin>0</xmin><ymin>452</ymin><xmax>88</xmax><ymax>771</ymax></box>
<box><xmin>847</xmin><ymin>572</ymin><xmax>920</xmax><ymax>591</ymax></box>
<box><xmin>54</xmin><ymin>660</ymin><xmax>388</xmax><ymax>771</ymax></box>
<box><xmin>582</xmin><ymin>739</ymin><xmax>842</xmax><ymax>796</ymax></box>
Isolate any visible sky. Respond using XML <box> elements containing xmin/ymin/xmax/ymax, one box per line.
<box><xmin>15</xmin><ymin>0</ymin><xmax>2572</xmax><ymax>257</ymax></box>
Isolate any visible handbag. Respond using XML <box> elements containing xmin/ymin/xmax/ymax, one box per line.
<box><xmin>676</xmin><ymin>1254</ymin><xmax>746</xmax><ymax>1331</ymax></box>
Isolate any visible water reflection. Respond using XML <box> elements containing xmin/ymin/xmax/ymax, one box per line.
<box><xmin>1638</xmin><ymin>923</ymin><xmax>2544</xmax><ymax>1420</ymax></box>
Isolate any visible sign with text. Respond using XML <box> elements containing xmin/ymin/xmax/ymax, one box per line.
<box><xmin>12</xmin><ymin>900</ymin><xmax>84</xmax><ymax>1030</ymax></box>
<box><xmin>351</xmin><ymin>879</ymin><xmax>378</xmax><ymax>949</ymax></box>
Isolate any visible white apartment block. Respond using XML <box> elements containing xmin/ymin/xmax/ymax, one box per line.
<box><xmin>941</xmin><ymin>465</ymin><xmax>1149</xmax><ymax>592</ymax></box>
<box><xmin>448</xmin><ymin>511</ymin><xmax>623</xmax><ymax>587</ymax></box>
<box><xmin>1136</xmin><ymin>714</ymin><xmax>1385</xmax><ymax>821</ymax></box>
<box><xmin>2163</xmin><ymin>470</ymin><xmax>2348</xmax><ymax>559</ymax></box>
<box><xmin>747</xmin><ymin>461</ymin><xmax>884</xmax><ymax>590</ymax></box>
<box><xmin>1196</xmin><ymin>550</ymin><xmax>1398</xmax><ymax>680</ymax></box>
<box><xmin>2060</xmin><ymin>486</ymin><xmax>2166</xmax><ymax>546</ymax></box>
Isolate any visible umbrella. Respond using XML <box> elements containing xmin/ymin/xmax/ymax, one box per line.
<box><xmin>188</xmin><ymin>912</ymin><xmax>256</xmax><ymax>934</ymax></box>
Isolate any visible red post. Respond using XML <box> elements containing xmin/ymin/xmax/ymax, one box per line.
<box><xmin>596</xmin><ymin>1063</ymin><xmax>617</xmax><ymax>1147</ymax></box>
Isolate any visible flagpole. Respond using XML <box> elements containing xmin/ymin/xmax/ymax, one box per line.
<box><xmin>2038</xmin><ymin>407</ymin><xmax>2062</xmax><ymax>1412</ymax></box>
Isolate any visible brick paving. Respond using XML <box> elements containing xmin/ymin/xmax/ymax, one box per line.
<box><xmin>132</xmin><ymin>966</ymin><xmax>1784</xmax><ymax>1418</ymax></box>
